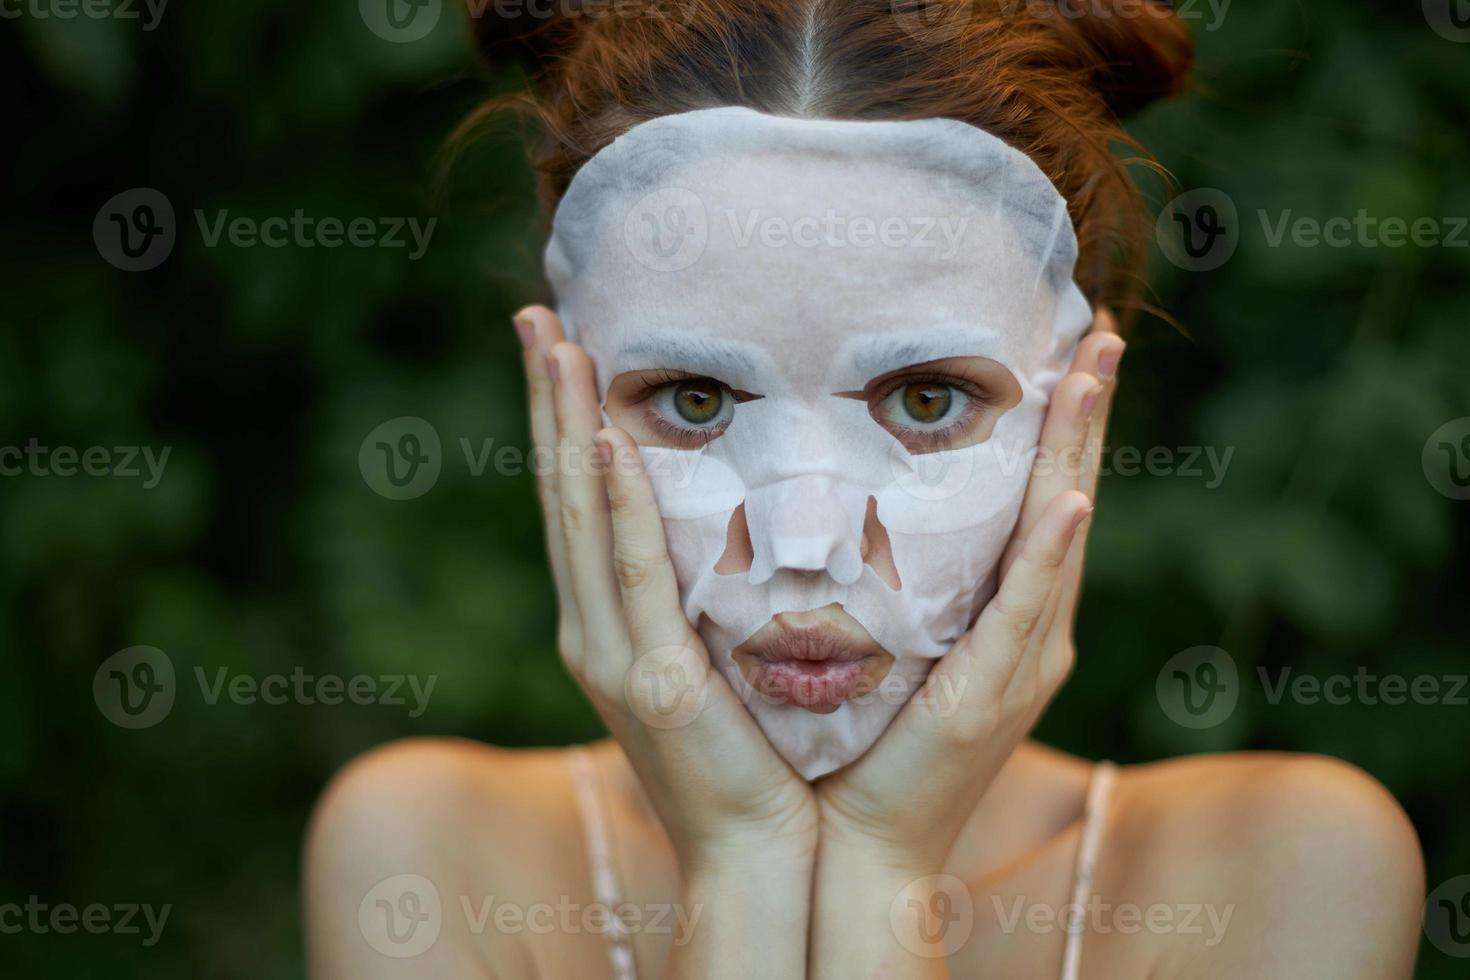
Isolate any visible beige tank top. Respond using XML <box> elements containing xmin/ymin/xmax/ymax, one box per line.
<box><xmin>568</xmin><ymin>748</ymin><xmax>1117</xmax><ymax>980</ymax></box>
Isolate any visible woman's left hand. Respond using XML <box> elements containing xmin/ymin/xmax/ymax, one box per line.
<box><xmin>809</xmin><ymin>310</ymin><xmax>1125</xmax><ymax>974</ymax></box>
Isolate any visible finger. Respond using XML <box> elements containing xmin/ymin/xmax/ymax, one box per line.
<box><xmin>597</xmin><ymin>427</ymin><xmax>692</xmax><ymax>655</ymax></box>
<box><xmin>979</xmin><ymin>490</ymin><xmax>1092</xmax><ymax>680</ymax></box>
<box><xmin>1007</xmin><ymin>314</ymin><xmax>1124</xmax><ymax>555</ymax></box>
<box><xmin>1006</xmin><ymin>371</ymin><xmax>1101</xmax><ymax>568</ymax></box>
<box><xmin>1080</xmin><ymin>310</ymin><xmax>1124</xmax><ymax>500</ymax></box>
<box><xmin>1050</xmin><ymin>504</ymin><xmax>1094</xmax><ymax>652</ymax></box>
<box><xmin>515</xmin><ymin>306</ymin><xmax>579</xmax><ymax>628</ymax></box>
<box><xmin>548</xmin><ymin>340</ymin><xmax>628</xmax><ymax>663</ymax></box>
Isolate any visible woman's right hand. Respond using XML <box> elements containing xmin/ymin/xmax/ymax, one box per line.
<box><xmin>514</xmin><ymin>305</ymin><xmax>817</xmax><ymax>879</ymax></box>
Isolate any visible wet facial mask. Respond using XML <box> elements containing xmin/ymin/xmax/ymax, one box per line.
<box><xmin>546</xmin><ymin>107</ymin><xmax>1092</xmax><ymax>779</ymax></box>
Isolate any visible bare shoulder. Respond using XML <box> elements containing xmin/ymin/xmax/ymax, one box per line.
<box><xmin>1100</xmin><ymin>752</ymin><xmax>1425</xmax><ymax>979</ymax></box>
<box><xmin>304</xmin><ymin>738</ymin><xmax>594</xmax><ymax>979</ymax></box>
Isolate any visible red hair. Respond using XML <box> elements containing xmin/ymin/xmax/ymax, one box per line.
<box><xmin>462</xmin><ymin>0</ymin><xmax>1192</xmax><ymax>320</ymax></box>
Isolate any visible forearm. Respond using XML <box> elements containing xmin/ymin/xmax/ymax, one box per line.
<box><xmin>662</xmin><ymin>853</ymin><xmax>814</xmax><ymax>980</ymax></box>
<box><xmin>810</xmin><ymin>842</ymin><xmax>957</xmax><ymax>980</ymax></box>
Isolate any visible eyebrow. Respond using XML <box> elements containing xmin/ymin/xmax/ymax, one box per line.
<box><xmin>845</xmin><ymin>328</ymin><xmax>1003</xmax><ymax>377</ymax></box>
<box><xmin>614</xmin><ymin>334</ymin><xmax>761</xmax><ymax>376</ymax></box>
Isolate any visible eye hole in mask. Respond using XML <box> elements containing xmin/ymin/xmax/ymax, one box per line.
<box><xmin>839</xmin><ymin>356</ymin><xmax>1025</xmax><ymax>455</ymax></box>
<box><xmin>605</xmin><ymin>369</ymin><xmax>762</xmax><ymax>449</ymax></box>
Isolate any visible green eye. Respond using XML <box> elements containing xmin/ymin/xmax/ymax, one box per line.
<box><xmin>901</xmin><ymin>383</ymin><xmax>952</xmax><ymax>424</ymax></box>
<box><xmin>673</xmin><ymin>380</ymin><xmax>724</xmax><ymax>424</ymax></box>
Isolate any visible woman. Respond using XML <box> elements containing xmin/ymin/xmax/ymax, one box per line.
<box><xmin>306</xmin><ymin>2</ymin><xmax>1425</xmax><ymax>976</ymax></box>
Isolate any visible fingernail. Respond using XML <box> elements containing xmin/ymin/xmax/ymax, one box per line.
<box><xmin>514</xmin><ymin>315</ymin><xmax>535</xmax><ymax>350</ymax></box>
<box><xmin>1097</xmin><ymin>342</ymin><xmax>1125</xmax><ymax>380</ymax></box>
<box><xmin>546</xmin><ymin>352</ymin><xmax>561</xmax><ymax>386</ymax></box>
<box><xmin>1079</xmin><ymin>384</ymin><xmax>1104</xmax><ymax>421</ymax></box>
<box><xmin>1072</xmin><ymin>506</ymin><xmax>1095</xmax><ymax>533</ymax></box>
<box><xmin>589</xmin><ymin>440</ymin><xmax>611</xmax><ymax>469</ymax></box>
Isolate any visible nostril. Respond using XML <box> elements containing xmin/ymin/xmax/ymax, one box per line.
<box><xmin>861</xmin><ymin>496</ymin><xmax>902</xmax><ymax>591</ymax></box>
<box><xmin>715</xmin><ymin>503</ymin><xmax>754</xmax><ymax>575</ymax></box>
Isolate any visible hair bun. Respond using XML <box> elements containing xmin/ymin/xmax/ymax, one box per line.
<box><xmin>1040</xmin><ymin>0</ymin><xmax>1193</xmax><ymax>117</ymax></box>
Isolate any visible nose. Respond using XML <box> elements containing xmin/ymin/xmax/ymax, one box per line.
<box><xmin>743</xmin><ymin>474</ymin><xmax>869</xmax><ymax>586</ymax></box>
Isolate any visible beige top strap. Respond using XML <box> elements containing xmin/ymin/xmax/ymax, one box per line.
<box><xmin>1059</xmin><ymin>761</ymin><xmax>1118</xmax><ymax>980</ymax></box>
<box><xmin>567</xmin><ymin>747</ymin><xmax>638</xmax><ymax>980</ymax></box>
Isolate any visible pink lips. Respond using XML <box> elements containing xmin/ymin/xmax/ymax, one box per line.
<box><xmin>732</xmin><ymin>605</ymin><xmax>895</xmax><ymax>714</ymax></box>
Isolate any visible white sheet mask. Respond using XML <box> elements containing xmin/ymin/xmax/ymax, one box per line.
<box><xmin>546</xmin><ymin>107</ymin><xmax>1092</xmax><ymax>779</ymax></box>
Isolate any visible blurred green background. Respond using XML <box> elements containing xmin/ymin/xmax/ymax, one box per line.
<box><xmin>1</xmin><ymin>1</ymin><xmax>1466</xmax><ymax>976</ymax></box>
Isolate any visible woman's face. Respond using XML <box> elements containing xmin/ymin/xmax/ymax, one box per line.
<box><xmin>546</xmin><ymin>109</ymin><xmax>1090</xmax><ymax>777</ymax></box>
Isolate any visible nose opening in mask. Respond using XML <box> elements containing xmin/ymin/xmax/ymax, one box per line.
<box><xmin>731</xmin><ymin>476</ymin><xmax>911</xmax><ymax>590</ymax></box>
<box><xmin>714</xmin><ymin>503</ymin><xmax>753</xmax><ymax>575</ymax></box>
<box><xmin>861</xmin><ymin>496</ymin><xmax>902</xmax><ymax>591</ymax></box>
